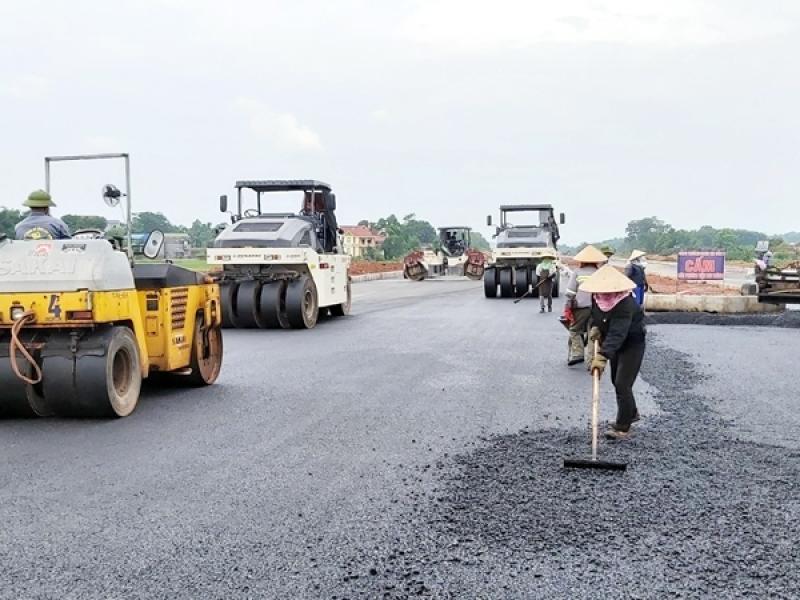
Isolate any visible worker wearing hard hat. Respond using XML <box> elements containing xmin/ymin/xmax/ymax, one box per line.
<box><xmin>583</xmin><ymin>265</ymin><xmax>646</xmax><ymax>440</ymax></box>
<box><xmin>15</xmin><ymin>190</ymin><xmax>71</xmax><ymax>241</ymax></box>
<box><xmin>564</xmin><ymin>245</ymin><xmax>607</xmax><ymax>366</ymax></box>
<box><xmin>600</xmin><ymin>245</ymin><xmax>615</xmax><ymax>259</ymax></box>
<box><xmin>624</xmin><ymin>250</ymin><xmax>649</xmax><ymax>307</ymax></box>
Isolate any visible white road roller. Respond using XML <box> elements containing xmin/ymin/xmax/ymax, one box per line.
<box><xmin>484</xmin><ymin>204</ymin><xmax>565</xmax><ymax>299</ymax></box>
<box><xmin>208</xmin><ymin>180</ymin><xmax>351</xmax><ymax>329</ymax></box>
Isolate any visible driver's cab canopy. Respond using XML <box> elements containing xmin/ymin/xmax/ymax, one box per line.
<box><xmin>224</xmin><ymin>180</ymin><xmax>339</xmax><ymax>252</ymax></box>
<box><xmin>234</xmin><ymin>180</ymin><xmax>334</xmax><ymax>217</ymax></box>
<box><xmin>302</xmin><ymin>191</ymin><xmax>327</xmax><ymax>214</ymax></box>
<box><xmin>439</xmin><ymin>226</ymin><xmax>471</xmax><ymax>240</ymax></box>
<box><xmin>499</xmin><ymin>204</ymin><xmax>554</xmax><ymax>228</ymax></box>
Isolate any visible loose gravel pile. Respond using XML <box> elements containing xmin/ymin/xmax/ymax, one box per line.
<box><xmin>333</xmin><ymin>334</ymin><xmax>800</xmax><ymax>599</ymax></box>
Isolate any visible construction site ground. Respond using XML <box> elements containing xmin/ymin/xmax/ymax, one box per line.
<box><xmin>1</xmin><ymin>277</ymin><xmax>798</xmax><ymax>599</ymax></box>
<box><xmin>349</xmin><ymin>260</ymin><xmax>403</xmax><ymax>276</ymax></box>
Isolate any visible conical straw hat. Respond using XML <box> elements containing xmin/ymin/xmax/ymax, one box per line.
<box><xmin>580</xmin><ymin>265</ymin><xmax>636</xmax><ymax>293</ymax></box>
<box><xmin>573</xmin><ymin>245</ymin><xmax>607</xmax><ymax>264</ymax></box>
<box><xmin>540</xmin><ymin>249</ymin><xmax>558</xmax><ymax>258</ymax></box>
<box><xmin>629</xmin><ymin>249</ymin><xmax>646</xmax><ymax>261</ymax></box>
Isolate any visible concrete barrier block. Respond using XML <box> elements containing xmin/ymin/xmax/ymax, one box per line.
<box><xmin>645</xmin><ymin>294</ymin><xmax>783</xmax><ymax>314</ymax></box>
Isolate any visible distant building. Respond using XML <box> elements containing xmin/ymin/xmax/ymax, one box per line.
<box><xmin>341</xmin><ymin>226</ymin><xmax>386</xmax><ymax>258</ymax></box>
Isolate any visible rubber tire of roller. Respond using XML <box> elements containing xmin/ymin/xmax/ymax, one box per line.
<box><xmin>103</xmin><ymin>327</ymin><xmax>142</xmax><ymax>417</ymax></box>
<box><xmin>499</xmin><ymin>268</ymin><xmax>514</xmax><ymax>298</ymax></box>
<box><xmin>220</xmin><ymin>282</ymin><xmax>239</xmax><ymax>329</ymax></box>
<box><xmin>258</xmin><ymin>281</ymin><xmax>290</xmax><ymax>329</ymax></box>
<box><xmin>0</xmin><ymin>357</ymin><xmax>38</xmax><ymax>417</ymax></box>
<box><xmin>285</xmin><ymin>275</ymin><xmax>319</xmax><ymax>329</ymax></box>
<box><xmin>515</xmin><ymin>267</ymin><xmax>530</xmax><ymax>298</ymax></box>
<box><xmin>483</xmin><ymin>268</ymin><xmax>498</xmax><ymax>298</ymax></box>
<box><xmin>185</xmin><ymin>316</ymin><xmax>223</xmax><ymax>386</ymax></box>
<box><xmin>330</xmin><ymin>280</ymin><xmax>352</xmax><ymax>317</ymax></box>
<box><xmin>235</xmin><ymin>280</ymin><xmax>261</xmax><ymax>329</ymax></box>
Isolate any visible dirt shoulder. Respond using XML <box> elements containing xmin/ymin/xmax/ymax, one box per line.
<box><xmin>350</xmin><ymin>261</ymin><xmax>403</xmax><ymax>276</ymax></box>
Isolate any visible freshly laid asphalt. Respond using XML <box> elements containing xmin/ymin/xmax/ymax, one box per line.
<box><xmin>1</xmin><ymin>278</ymin><xmax>798</xmax><ymax>599</ymax></box>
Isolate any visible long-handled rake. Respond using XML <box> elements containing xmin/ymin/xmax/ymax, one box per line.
<box><xmin>563</xmin><ymin>341</ymin><xmax>627</xmax><ymax>471</ymax></box>
<box><xmin>513</xmin><ymin>274</ymin><xmax>555</xmax><ymax>304</ymax></box>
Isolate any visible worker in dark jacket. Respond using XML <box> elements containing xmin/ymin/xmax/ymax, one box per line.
<box><xmin>624</xmin><ymin>250</ymin><xmax>649</xmax><ymax>306</ymax></box>
<box><xmin>581</xmin><ymin>265</ymin><xmax>646</xmax><ymax>440</ymax></box>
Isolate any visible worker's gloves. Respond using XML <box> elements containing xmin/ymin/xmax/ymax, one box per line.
<box><xmin>588</xmin><ymin>326</ymin><xmax>602</xmax><ymax>342</ymax></box>
<box><xmin>591</xmin><ymin>353</ymin><xmax>608</xmax><ymax>376</ymax></box>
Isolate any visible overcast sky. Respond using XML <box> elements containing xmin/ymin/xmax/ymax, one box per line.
<box><xmin>1</xmin><ymin>1</ymin><xmax>798</xmax><ymax>244</ymax></box>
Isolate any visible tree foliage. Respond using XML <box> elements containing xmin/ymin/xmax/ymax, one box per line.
<box><xmin>187</xmin><ymin>219</ymin><xmax>216</xmax><ymax>248</ymax></box>
<box><xmin>132</xmin><ymin>211</ymin><xmax>180</xmax><ymax>233</ymax></box>
<box><xmin>470</xmin><ymin>231</ymin><xmax>491</xmax><ymax>251</ymax></box>
<box><xmin>0</xmin><ymin>207</ymin><xmax>24</xmax><ymax>237</ymax></box>
<box><xmin>62</xmin><ymin>214</ymin><xmax>108</xmax><ymax>232</ymax></box>
<box><xmin>622</xmin><ymin>216</ymin><xmax>772</xmax><ymax>260</ymax></box>
<box><xmin>371</xmin><ymin>213</ymin><xmax>437</xmax><ymax>260</ymax></box>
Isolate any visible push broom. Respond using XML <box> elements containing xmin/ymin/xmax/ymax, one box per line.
<box><xmin>563</xmin><ymin>341</ymin><xmax>627</xmax><ymax>471</ymax></box>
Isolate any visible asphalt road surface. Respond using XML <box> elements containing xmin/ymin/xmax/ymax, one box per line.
<box><xmin>1</xmin><ymin>279</ymin><xmax>798</xmax><ymax>599</ymax></box>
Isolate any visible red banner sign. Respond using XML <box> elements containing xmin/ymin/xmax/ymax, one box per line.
<box><xmin>677</xmin><ymin>251</ymin><xmax>725</xmax><ymax>280</ymax></box>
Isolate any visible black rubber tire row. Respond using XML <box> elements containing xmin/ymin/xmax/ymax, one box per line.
<box><xmin>220</xmin><ymin>275</ymin><xmax>350</xmax><ymax>330</ymax></box>
<box><xmin>483</xmin><ymin>266</ymin><xmax>560</xmax><ymax>299</ymax></box>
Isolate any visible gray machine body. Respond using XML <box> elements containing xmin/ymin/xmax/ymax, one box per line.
<box><xmin>212</xmin><ymin>215</ymin><xmax>324</xmax><ymax>252</ymax></box>
<box><xmin>0</xmin><ymin>239</ymin><xmax>135</xmax><ymax>293</ymax></box>
<box><xmin>495</xmin><ymin>227</ymin><xmax>554</xmax><ymax>249</ymax></box>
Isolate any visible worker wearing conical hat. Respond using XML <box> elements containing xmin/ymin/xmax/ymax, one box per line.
<box><xmin>624</xmin><ymin>250</ymin><xmax>649</xmax><ymax>307</ymax></box>
<box><xmin>582</xmin><ymin>265</ymin><xmax>646</xmax><ymax>440</ymax></box>
<box><xmin>564</xmin><ymin>245</ymin><xmax>607</xmax><ymax>366</ymax></box>
<box><xmin>15</xmin><ymin>190</ymin><xmax>71</xmax><ymax>241</ymax></box>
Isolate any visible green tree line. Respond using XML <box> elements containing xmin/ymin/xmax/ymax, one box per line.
<box><xmin>0</xmin><ymin>207</ymin><xmax>218</xmax><ymax>248</ymax></box>
<box><xmin>563</xmin><ymin>216</ymin><xmax>797</xmax><ymax>262</ymax></box>
<box><xmin>357</xmin><ymin>214</ymin><xmax>491</xmax><ymax>260</ymax></box>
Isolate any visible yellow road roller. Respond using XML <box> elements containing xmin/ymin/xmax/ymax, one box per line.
<box><xmin>0</xmin><ymin>153</ymin><xmax>223</xmax><ymax>418</ymax></box>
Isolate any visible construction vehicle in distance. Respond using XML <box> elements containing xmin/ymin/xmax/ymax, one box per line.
<box><xmin>753</xmin><ymin>248</ymin><xmax>800</xmax><ymax>305</ymax></box>
<box><xmin>0</xmin><ymin>153</ymin><xmax>223</xmax><ymax>418</ymax></box>
<box><xmin>755</xmin><ymin>265</ymin><xmax>800</xmax><ymax>304</ymax></box>
<box><xmin>484</xmin><ymin>204</ymin><xmax>565</xmax><ymax>299</ymax></box>
<box><xmin>208</xmin><ymin>180</ymin><xmax>351</xmax><ymax>330</ymax></box>
<box><xmin>403</xmin><ymin>226</ymin><xmax>486</xmax><ymax>281</ymax></box>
